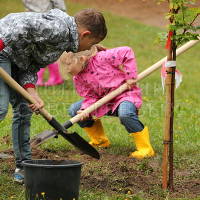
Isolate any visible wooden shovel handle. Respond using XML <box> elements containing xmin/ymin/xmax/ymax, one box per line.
<box><xmin>0</xmin><ymin>67</ymin><xmax>52</xmax><ymax>121</ymax></box>
<box><xmin>70</xmin><ymin>83</ymin><xmax>128</xmax><ymax>124</ymax></box>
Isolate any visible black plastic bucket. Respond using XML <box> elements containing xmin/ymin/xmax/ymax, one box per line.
<box><xmin>23</xmin><ymin>159</ymin><xmax>83</xmax><ymax>200</ymax></box>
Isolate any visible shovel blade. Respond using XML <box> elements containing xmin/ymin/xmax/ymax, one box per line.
<box><xmin>48</xmin><ymin>117</ymin><xmax>100</xmax><ymax>159</ymax></box>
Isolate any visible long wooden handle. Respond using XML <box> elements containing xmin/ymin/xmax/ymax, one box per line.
<box><xmin>70</xmin><ymin>39</ymin><xmax>200</xmax><ymax>124</ymax></box>
<box><xmin>0</xmin><ymin>68</ymin><xmax>52</xmax><ymax>121</ymax></box>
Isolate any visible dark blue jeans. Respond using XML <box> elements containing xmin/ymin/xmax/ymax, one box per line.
<box><xmin>0</xmin><ymin>54</ymin><xmax>32</xmax><ymax>168</ymax></box>
<box><xmin>69</xmin><ymin>100</ymin><xmax>144</xmax><ymax>133</ymax></box>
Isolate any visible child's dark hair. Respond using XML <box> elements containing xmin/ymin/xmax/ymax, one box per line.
<box><xmin>74</xmin><ymin>8</ymin><xmax>107</xmax><ymax>40</ymax></box>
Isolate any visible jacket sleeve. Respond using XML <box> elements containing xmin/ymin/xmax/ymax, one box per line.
<box><xmin>18</xmin><ymin>67</ymin><xmax>39</xmax><ymax>87</ymax></box>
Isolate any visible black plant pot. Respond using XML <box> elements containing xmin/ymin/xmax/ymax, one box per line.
<box><xmin>23</xmin><ymin>160</ymin><xmax>83</xmax><ymax>200</ymax></box>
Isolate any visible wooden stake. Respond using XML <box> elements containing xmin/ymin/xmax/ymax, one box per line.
<box><xmin>162</xmin><ymin>2</ymin><xmax>177</xmax><ymax>190</ymax></box>
<box><xmin>162</xmin><ymin>44</ymin><xmax>176</xmax><ymax>190</ymax></box>
<box><xmin>168</xmin><ymin>42</ymin><xmax>177</xmax><ymax>191</ymax></box>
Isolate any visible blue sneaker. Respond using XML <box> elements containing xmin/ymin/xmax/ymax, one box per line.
<box><xmin>13</xmin><ymin>168</ymin><xmax>24</xmax><ymax>184</ymax></box>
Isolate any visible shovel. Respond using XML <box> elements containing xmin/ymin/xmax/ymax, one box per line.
<box><xmin>31</xmin><ymin>38</ymin><xmax>200</xmax><ymax>146</ymax></box>
<box><xmin>0</xmin><ymin>67</ymin><xmax>100</xmax><ymax>159</ymax></box>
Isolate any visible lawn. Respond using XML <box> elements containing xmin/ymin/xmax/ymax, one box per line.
<box><xmin>0</xmin><ymin>0</ymin><xmax>200</xmax><ymax>199</ymax></box>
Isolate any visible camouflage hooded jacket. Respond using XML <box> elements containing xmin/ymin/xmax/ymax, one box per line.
<box><xmin>0</xmin><ymin>9</ymin><xmax>79</xmax><ymax>86</ymax></box>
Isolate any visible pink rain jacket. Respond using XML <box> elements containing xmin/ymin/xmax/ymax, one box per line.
<box><xmin>73</xmin><ymin>46</ymin><xmax>142</xmax><ymax>117</ymax></box>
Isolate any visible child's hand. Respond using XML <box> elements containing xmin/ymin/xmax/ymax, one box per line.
<box><xmin>77</xmin><ymin>109</ymin><xmax>90</xmax><ymax>121</ymax></box>
<box><xmin>26</xmin><ymin>88</ymin><xmax>44</xmax><ymax>114</ymax></box>
<box><xmin>126</xmin><ymin>79</ymin><xmax>137</xmax><ymax>90</ymax></box>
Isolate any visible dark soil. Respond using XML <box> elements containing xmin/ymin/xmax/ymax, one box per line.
<box><xmin>1</xmin><ymin>147</ymin><xmax>200</xmax><ymax>199</ymax></box>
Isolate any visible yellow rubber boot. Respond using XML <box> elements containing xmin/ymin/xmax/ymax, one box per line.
<box><xmin>129</xmin><ymin>126</ymin><xmax>155</xmax><ymax>159</ymax></box>
<box><xmin>83</xmin><ymin>119</ymin><xmax>110</xmax><ymax>148</ymax></box>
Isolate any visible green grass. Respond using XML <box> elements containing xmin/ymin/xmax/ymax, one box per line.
<box><xmin>0</xmin><ymin>0</ymin><xmax>200</xmax><ymax>199</ymax></box>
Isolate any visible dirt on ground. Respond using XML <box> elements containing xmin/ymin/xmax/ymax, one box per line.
<box><xmin>1</xmin><ymin>147</ymin><xmax>200</xmax><ymax>199</ymax></box>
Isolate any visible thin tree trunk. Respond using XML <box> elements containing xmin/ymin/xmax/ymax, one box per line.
<box><xmin>168</xmin><ymin>41</ymin><xmax>176</xmax><ymax>191</ymax></box>
<box><xmin>162</xmin><ymin>34</ymin><xmax>176</xmax><ymax>190</ymax></box>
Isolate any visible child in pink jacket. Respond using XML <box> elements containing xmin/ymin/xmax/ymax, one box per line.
<box><xmin>60</xmin><ymin>46</ymin><xmax>155</xmax><ymax>159</ymax></box>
